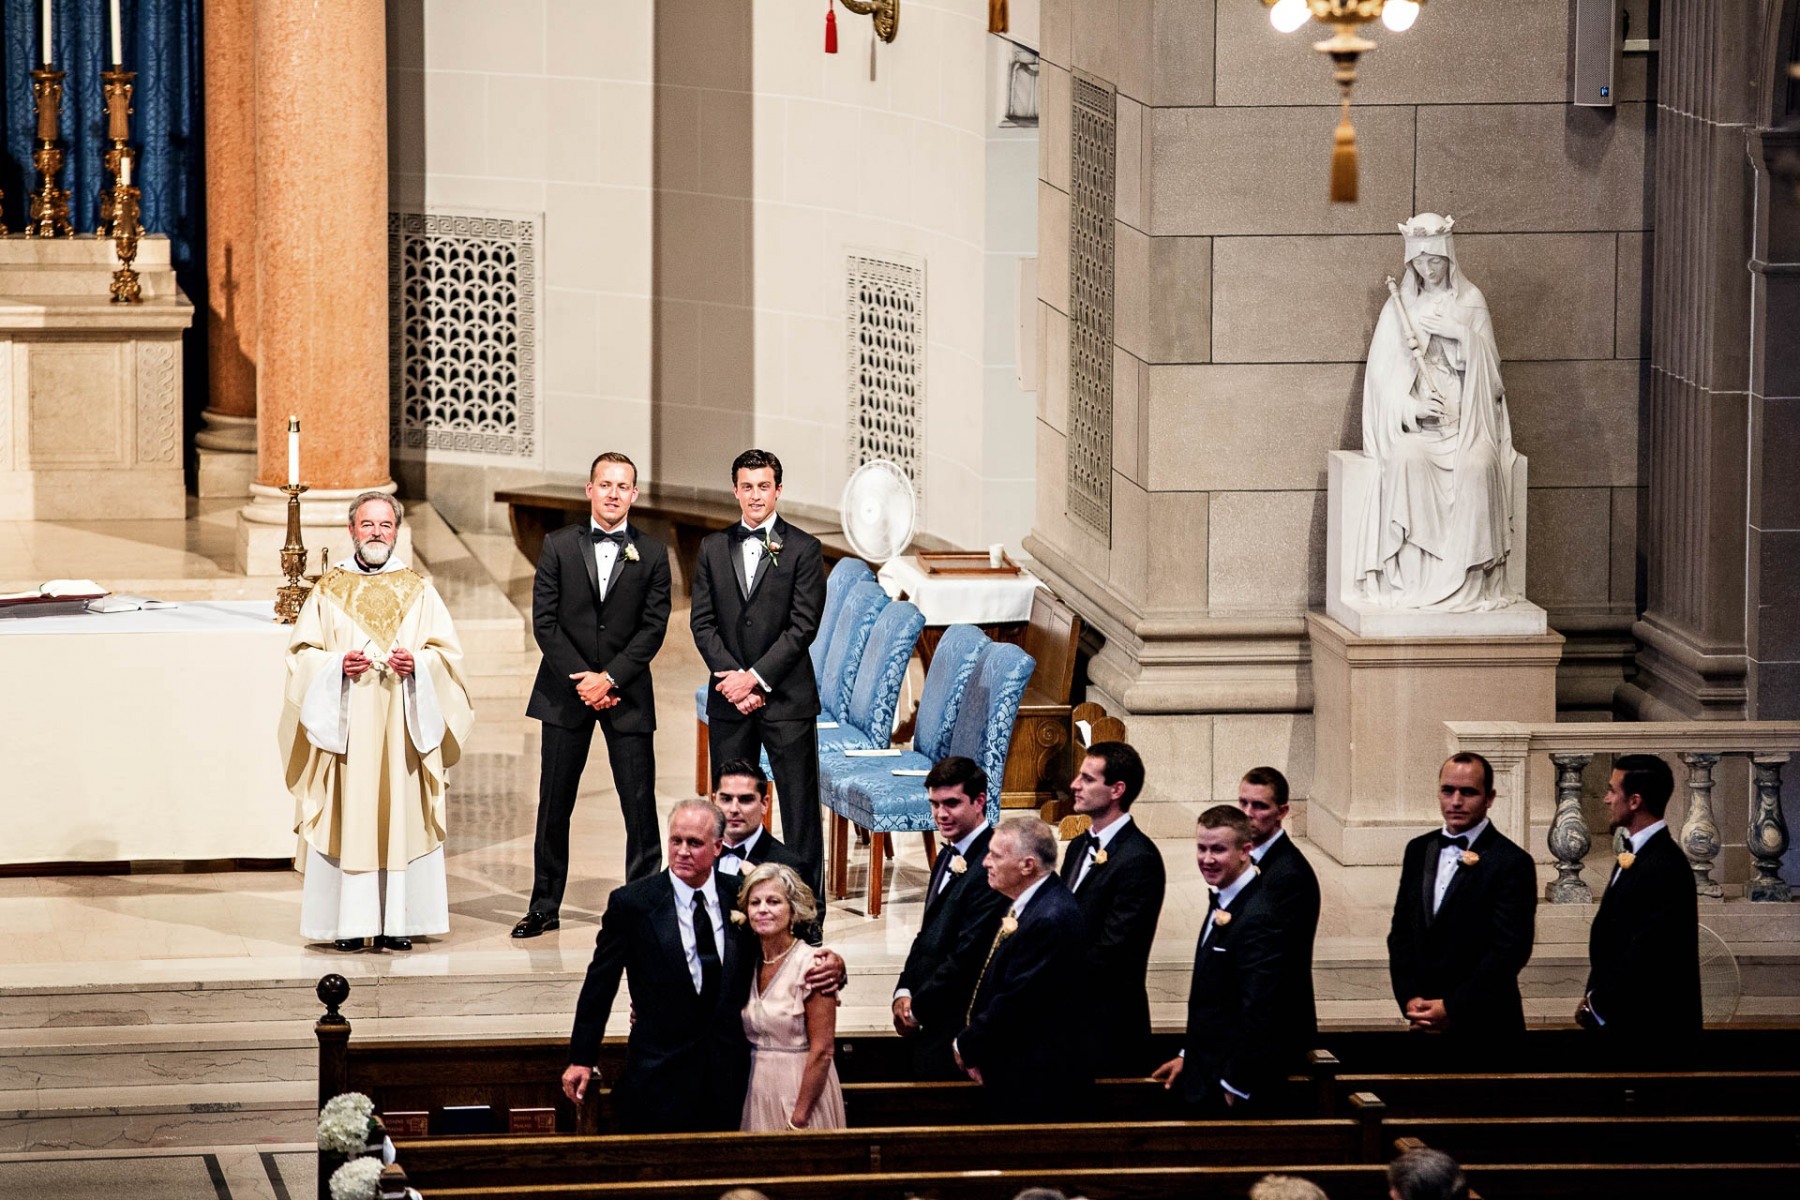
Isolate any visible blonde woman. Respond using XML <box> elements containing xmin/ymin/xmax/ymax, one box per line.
<box><xmin>736</xmin><ymin>863</ymin><xmax>845</xmax><ymax>1130</ymax></box>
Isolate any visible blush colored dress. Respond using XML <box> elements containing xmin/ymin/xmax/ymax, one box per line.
<box><xmin>739</xmin><ymin>943</ymin><xmax>847</xmax><ymax>1131</ymax></box>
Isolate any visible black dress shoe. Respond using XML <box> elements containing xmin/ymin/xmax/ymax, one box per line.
<box><xmin>512</xmin><ymin>912</ymin><xmax>559</xmax><ymax>939</ymax></box>
<box><xmin>334</xmin><ymin>938</ymin><xmax>364</xmax><ymax>952</ymax></box>
<box><xmin>378</xmin><ymin>935</ymin><xmax>413</xmax><ymax>951</ymax></box>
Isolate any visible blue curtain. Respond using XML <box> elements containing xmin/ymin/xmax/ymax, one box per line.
<box><xmin>3</xmin><ymin>0</ymin><xmax>206</xmax><ymax>464</ymax></box>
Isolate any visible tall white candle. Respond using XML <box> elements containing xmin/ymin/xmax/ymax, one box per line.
<box><xmin>288</xmin><ymin>416</ymin><xmax>300</xmax><ymax>486</ymax></box>
<box><xmin>110</xmin><ymin>0</ymin><xmax>122</xmax><ymax>65</ymax></box>
<box><xmin>119</xmin><ymin>155</ymin><xmax>131</xmax><ymax>186</ymax></box>
<box><xmin>41</xmin><ymin>0</ymin><xmax>52</xmax><ymax>66</ymax></box>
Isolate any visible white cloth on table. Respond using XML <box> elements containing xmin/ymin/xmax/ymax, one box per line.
<box><xmin>877</xmin><ymin>556</ymin><xmax>1043</xmax><ymax>625</ymax></box>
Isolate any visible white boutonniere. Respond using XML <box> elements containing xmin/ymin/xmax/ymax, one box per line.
<box><xmin>623</xmin><ymin>543</ymin><xmax>639</xmax><ymax>562</ymax></box>
<box><xmin>1616</xmin><ymin>851</ymin><xmax>1636</xmax><ymax>870</ymax></box>
<box><xmin>1092</xmin><ymin>849</ymin><xmax>1108</xmax><ymax>866</ymax></box>
<box><xmin>948</xmin><ymin>855</ymin><xmax>967</xmax><ymax>875</ymax></box>
<box><xmin>763</xmin><ymin>535</ymin><xmax>782</xmax><ymax>567</ymax></box>
<box><xmin>998</xmin><ymin>914</ymin><xmax>1018</xmax><ymax>937</ymax></box>
<box><xmin>1212</xmin><ymin>910</ymin><xmax>1232</xmax><ymax>928</ymax></box>
<box><xmin>1459</xmin><ymin>850</ymin><xmax>1480</xmax><ymax>868</ymax></box>
<box><xmin>729</xmin><ymin>910</ymin><xmax>746</xmax><ymax>926</ymax></box>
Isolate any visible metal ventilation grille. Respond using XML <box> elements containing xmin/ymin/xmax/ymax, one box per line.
<box><xmin>1066</xmin><ymin>72</ymin><xmax>1115</xmax><ymax>541</ymax></box>
<box><xmin>389</xmin><ymin>211</ymin><xmax>539</xmax><ymax>460</ymax></box>
<box><xmin>846</xmin><ymin>251</ymin><xmax>925</xmax><ymax>485</ymax></box>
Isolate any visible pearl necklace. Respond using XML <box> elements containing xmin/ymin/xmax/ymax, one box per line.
<box><xmin>761</xmin><ymin>938</ymin><xmax>798</xmax><ymax>966</ymax></box>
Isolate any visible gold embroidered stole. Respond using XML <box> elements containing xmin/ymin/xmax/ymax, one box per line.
<box><xmin>315</xmin><ymin>567</ymin><xmax>426</xmax><ymax>650</ymax></box>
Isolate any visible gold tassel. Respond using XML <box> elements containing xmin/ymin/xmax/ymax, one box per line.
<box><xmin>989</xmin><ymin>0</ymin><xmax>1009</xmax><ymax>35</ymax></box>
<box><xmin>1329</xmin><ymin>98</ymin><xmax>1358</xmax><ymax>203</ymax></box>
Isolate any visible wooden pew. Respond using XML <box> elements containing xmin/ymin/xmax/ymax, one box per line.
<box><xmin>1326</xmin><ymin>1069</ymin><xmax>1800</xmax><ymax>1118</ymax></box>
<box><xmin>412</xmin><ymin>1161</ymin><xmax>1800</xmax><ymax>1200</ymax></box>
<box><xmin>1382</xmin><ymin>1113</ymin><xmax>1800</xmax><ymax>1164</ymax></box>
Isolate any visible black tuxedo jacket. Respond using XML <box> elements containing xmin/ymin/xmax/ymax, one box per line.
<box><xmin>740</xmin><ymin>828</ymin><xmax>806</xmax><ymax>872</ymax></box>
<box><xmin>689</xmin><ymin>516</ymin><xmax>826</xmax><ymax>723</ymax></box>
<box><xmin>897</xmin><ymin>828</ymin><xmax>1010</xmax><ymax>1055</ymax></box>
<box><xmin>1179</xmin><ymin>874</ymin><xmax>1286</xmax><ymax>1107</ymax></box>
<box><xmin>1387</xmin><ymin>822</ymin><xmax>1538</xmax><ymax>1038</ymax></box>
<box><xmin>1254</xmin><ymin>831</ymin><xmax>1321</xmax><ymax>1045</ymax></box>
<box><xmin>957</xmin><ymin>876</ymin><xmax>1091</xmax><ymax>1104</ymax></box>
<box><xmin>1058</xmin><ymin>818</ymin><xmax>1165</xmax><ymax>1074</ymax></box>
<box><xmin>526</xmin><ymin>522</ymin><xmax>672</xmax><ymax>734</ymax></box>
<box><xmin>1586</xmin><ymin>826</ymin><xmax>1702</xmax><ymax>1036</ymax></box>
<box><xmin>568</xmin><ymin>871</ymin><xmax>753</xmax><ymax>1132</ymax></box>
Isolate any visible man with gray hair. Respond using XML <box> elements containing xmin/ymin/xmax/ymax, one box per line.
<box><xmin>281</xmin><ymin>491</ymin><xmax>474</xmax><ymax>951</ymax></box>
<box><xmin>953</xmin><ymin>817</ymin><xmax>1091</xmax><ymax>1122</ymax></box>
<box><xmin>1387</xmin><ymin>1147</ymin><xmax>1467</xmax><ymax>1200</ymax></box>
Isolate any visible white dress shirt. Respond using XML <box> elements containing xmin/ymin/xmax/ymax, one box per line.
<box><xmin>1201</xmin><ymin>863</ymin><xmax>1259</xmax><ymax>949</ymax></box>
<box><xmin>717</xmin><ymin>826</ymin><xmax>764</xmax><ymax>876</ymax></box>
<box><xmin>1248</xmin><ymin>827</ymin><xmax>1287</xmax><ymax>864</ymax></box>
<box><xmin>669</xmin><ymin>869</ymin><xmax>726</xmax><ymax>993</ymax></box>
<box><xmin>1432</xmin><ymin>817</ymin><xmax>1490</xmax><ymax>914</ymax></box>
<box><xmin>739</xmin><ymin>513</ymin><xmax>778</xmax><ymax>590</ymax></box>
<box><xmin>1070</xmin><ymin>813</ymin><xmax>1132</xmax><ymax>892</ymax></box>
<box><xmin>590</xmin><ymin>517</ymin><xmax>627</xmax><ymax>601</ymax></box>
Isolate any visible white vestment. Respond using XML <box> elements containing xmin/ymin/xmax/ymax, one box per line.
<box><xmin>280</xmin><ymin>556</ymin><xmax>473</xmax><ymax>940</ymax></box>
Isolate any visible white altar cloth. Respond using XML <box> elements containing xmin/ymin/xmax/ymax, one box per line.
<box><xmin>0</xmin><ymin>600</ymin><xmax>295</xmax><ymax>864</ymax></box>
<box><xmin>877</xmin><ymin>556</ymin><xmax>1045</xmax><ymax>626</ymax></box>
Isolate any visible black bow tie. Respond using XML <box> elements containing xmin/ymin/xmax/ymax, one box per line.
<box><xmin>728</xmin><ymin>523</ymin><xmax>770</xmax><ymax>543</ymax></box>
<box><xmin>1437</xmin><ymin>833</ymin><xmax>1470</xmax><ymax>851</ymax></box>
<box><xmin>591</xmin><ymin>528</ymin><xmax>627</xmax><ymax>546</ymax></box>
<box><xmin>722</xmin><ymin>843</ymin><xmax>748</xmax><ymax>858</ymax></box>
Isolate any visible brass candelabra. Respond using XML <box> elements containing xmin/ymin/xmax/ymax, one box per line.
<box><xmin>27</xmin><ymin>69</ymin><xmax>72</xmax><ymax>237</ymax></box>
<box><xmin>276</xmin><ymin>484</ymin><xmax>315</xmax><ymax>624</ymax></box>
<box><xmin>108</xmin><ymin>180</ymin><xmax>142</xmax><ymax>303</ymax></box>
<box><xmin>101</xmin><ymin>69</ymin><xmax>144</xmax><ymax>303</ymax></box>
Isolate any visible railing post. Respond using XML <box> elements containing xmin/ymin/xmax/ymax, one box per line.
<box><xmin>1678</xmin><ymin>752</ymin><xmax>1723</xmax><ymax>898</ymax></box>
<box><xmin>1546</xmin><ymin>752</ymin><xmax>1594</xmax><ymax>902</ymax></box>
<box><xmin>315</xmin><ymin>974</ymin><xmax>352</xmax><ymax>1200</ymax></box>
<box><xmin>1748</xmin><ymin>753</ymin><xmax>1792</xmax><ymax>902</ymax></box>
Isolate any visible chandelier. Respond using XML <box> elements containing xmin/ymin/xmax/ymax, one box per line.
<box><xmin>1262</xmin><ymin>0</ymin><xmax>1426</xmax><ymax>202</ymax></box>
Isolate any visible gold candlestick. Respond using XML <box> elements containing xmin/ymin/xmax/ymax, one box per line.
<box><xmin>99</xmin><ymin>70</ymin><xmax>141</xmax><ymax>242</ymax></box>
<box><xmin>108</xmin><ymin>180</ymin><xmax>142</xmax><ymax>303</ymax></box>
<box><xmin>276</xmin><ymin>484</ymin><xmax>315</xmax><ymax>624</ymax></box>
<box><xmin>27</xmin><ymin>69</ymin><xmax>73</xmax><ymax>238</ymax></box>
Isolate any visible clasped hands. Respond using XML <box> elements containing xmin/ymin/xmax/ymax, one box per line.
<box><xmin>713</xmin><ymin>668</ymin><xmax>765</xmax><ymax>715</ymax></box>
<box><xmin>570</xmin><ymin>671</ymin><xmax>619</xmax><ymax>711</ymax></box>
<box><xmin>343</xmin><ymin>647</ymin><xmax>414</xmax><ymax>680</ymax></box>
<box><xmin>1403</xmin><ymin>996</ymin><xmax>1449</xmax><ymax>1032</ymax></box>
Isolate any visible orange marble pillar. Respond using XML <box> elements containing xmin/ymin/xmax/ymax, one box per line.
<box><xmin>195</xmin><ymin>0</ymin><xmax>257</xmax><ymax>495</ymax></box>
<box><xmin>238</xmin><ymin>0</ymin><xmax>392</xmax><ymax>567</ymax></box>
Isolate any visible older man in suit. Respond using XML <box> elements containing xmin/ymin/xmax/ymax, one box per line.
<box><xmin>1154</xmin><ymin>806</ymin><xmax>1290</xmax><ymax>1113</ymax></box>
<box><xmin>955</xmin><ymin>817</ymin><xmax>1091</xmax><ymax>1122</ymax></box>
<box><xmin>1386</xmin><ymin>753</ymin><xmax>1537</xmax><ymax>1048</ymax></box>
<box><xmin>561</xmin><ymin>800</ymin><xmax>843</xmax><ymax>1132</ymax></box>
<box><xmin>892</xmin><ymin>757</ymin><xmax>1010</xmax><ymax>1079</ymax></box>
<box><xmin>1579</xmin><ymin>754</ymin><xmax>1701</xmax><ymax>1044</ymax></box>
<box><xmin>1058</xmin><ymin>741</ymin><xmax>1166</xmax><ymax>1077</ymax></box>
<box><xmin>518</xmin><ymin>452</ymin><xmax>673</xmax><ymax>938</ymax></box>
<box><xmin>1237</xmin><ymin>766</ymin><xmax>1320</xmax><ymax>1047</ymax></box>
<box><xmin>690</xmin><ymin>448</ymin><xmax>828</xmax><ymax>906</ymax></box>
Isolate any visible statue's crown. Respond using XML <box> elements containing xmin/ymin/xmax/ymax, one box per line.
<box><xmin>1397</xmin><ymin>213</ymin><xmax>1455</xmax><ymax>238</ymax></box>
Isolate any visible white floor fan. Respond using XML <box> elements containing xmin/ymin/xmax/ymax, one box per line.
<box><xmin>840</xmin><ymin>458</ymin><xmax>917</xmax><ymax>565</ymax></box>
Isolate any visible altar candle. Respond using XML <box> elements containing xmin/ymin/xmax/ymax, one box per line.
<box><xmin>110</xmin><ymin>0</ymin><xmax>122</xmax><ymax>65</ymax></box>
<box><xmin>288</xmin><ymin>416</ymin><xmax>300</xmax><ymax>486</ymax></box>
<box><xmin>41</xmin><ymin>0</ymin><xmax>51</xmax><ymax>65</ymax></box>
<box><xmin>119</xmin><ymin>155</ymin><xmax>131</xmax><ymax>186</ymax></box>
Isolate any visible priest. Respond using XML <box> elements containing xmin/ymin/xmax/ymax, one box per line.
<box><xmin>280</xmin><ymin>492</ymin><xmax>474</xmax><ymax>951</ymax></box>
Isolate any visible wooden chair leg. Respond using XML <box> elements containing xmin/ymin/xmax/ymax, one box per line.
<box><xmin>831</xmin><ymin>811</ymin><xmax>850</xmax><ymax>900</ymax></box>
<box><xmin>765</xmin><ymin>783</ymin><xmax>778</xmax><ymax>834</ymax></box>
<box><xmin>694</xmin><ymin>717</ymin><xmax>709</xmax><ymax>797</ymax></box>
<box><xmin>921</xmin><ymin>832</ymin><xmax>939</xmax><ymax>870</ymax></box>
<box><xmin>883</xmin><ymin>835</ymin><xmax>895</xmax><ymax>860</ymax></box>
<box><xmin>868</xmin><ymin>832</ymin><xmax>887</xmax><ymax>917</ymax></box>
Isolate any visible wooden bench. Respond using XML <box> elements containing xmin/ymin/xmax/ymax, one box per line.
<box><xmin>1326</xmin><ymin>1069</ymin><xmax>1800</xmax><ymax>1118</ymax></box>
<box><xmin>1383</xmin><ymin>1113</ymin><xmax>1800</xmax><ymax>1164</ymax></box>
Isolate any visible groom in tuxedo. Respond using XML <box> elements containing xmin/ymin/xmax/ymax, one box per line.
<box><xmin>689</xmin><ymin>448</ymin><xmax>828</xmax><ymax>904</ymax></box>
<box><xmin>518</xmin><ymin>452</ymin><xmax>672</xmax><ymax>938</ymax></box>
<box><xmin>561</xmin><ymin>799</ymin><xmax>844</xmax><ymax>1132</ymax></box>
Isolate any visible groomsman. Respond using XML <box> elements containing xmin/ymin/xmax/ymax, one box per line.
<box><xmin>954</xmin><ymin>818</ymin><xmax>1091</xmax><ymax>1122</ymax></box>
<box><xmin>1578</xmin><ymin>754</ymin><xmax>1702</xmax><ymax>1041</ymax></box>
<box><xmin>518</xmin><ymin>452</ymin><xmax>672</xmax><ymax>937</ymax></box>
<box><xmin>1238</xmin><ymin>766</ymin><xmax>1321</xmax><ymax>1045</ymax></box>
<box><xmin>1153</xmin><ymin>806</ymin><xmax>1287</xmax><ymax>1113</ymax></box>
<box><xmin>892</xmin><ymin>757</ymin><xmax>1009</xmax><ymax>1079</ymax></box>
<box><xmin>711</xmin><ymin>758</ymin><xmax>806</xmax><ymax>878</ymax></box>
<box><xmin>1386</xmin><ymin>753</ymin><xmax>1537</xmax><ymax>1044</ymax></box>
<box><xmin>690</xmin><ymin>449</ymin><xmax>828</xmax><ymax>904</ymax></box>
<box><xmin>1059</xmin><ymin>741</ymin><xmax>1166</xmax><ymax>1077</ymax></box>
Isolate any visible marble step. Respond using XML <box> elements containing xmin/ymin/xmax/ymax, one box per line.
<box><xmin>0</xmin><ymin>1080</ymin><xmax>315</xmax><ymax>1154</ymax></box>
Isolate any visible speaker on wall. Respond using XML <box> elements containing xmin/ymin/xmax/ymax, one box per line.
<box><xmin>1569</xmin><ymin>0</ymin><xmax>1621</xmax><ymax>108</ymax></box>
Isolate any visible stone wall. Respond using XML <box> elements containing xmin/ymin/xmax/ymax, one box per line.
<box><xmin>1026</xmin><ymin>0</ymin><xmax>1657</xmax><ymax>819</ymax></box>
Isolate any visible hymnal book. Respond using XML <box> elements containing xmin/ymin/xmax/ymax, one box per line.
<box><xmin>507</xmin><ymin>1107</ymin><xmax>557</xmax><ymax>1134</ymax></box>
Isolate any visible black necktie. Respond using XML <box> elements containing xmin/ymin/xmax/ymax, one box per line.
<box><xmin>928</xmin><ymin>843</ymin><xmax>953</xmax><ymax>903</ymax></box>
<box><xmin>1437</xmin><ymin>833</ymin><xmax>1470</xmax><ymax>851</ymax></box>
<box><xmin>591</xmin><ymin>528</ymin><xmax>627</xmax><ymax>546</ymax></box>
<box><xmin>692</xmin><ymin>893</ymin><xmax>721</xmax><ymax>1001</ymax></box>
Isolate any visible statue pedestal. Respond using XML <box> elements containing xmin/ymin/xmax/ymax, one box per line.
<box><xmin>0</xmin><ymin>238</ymin><xmax>194</xmax><ymax>520</ymax></box>
<box><xmin>1306</xmin><ymin>612</ymin><xmax>1563</xmax><ymax>865</ymax></box>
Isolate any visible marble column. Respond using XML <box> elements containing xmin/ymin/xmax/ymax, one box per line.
<box><xmin>236</xmin><ymin>0</ymin><xmax>394</xmax><ymax>574</ymax></box>
<box><xmin>196</xmin><ymin>0</ymin><xmax>258</xmax><ymax>498</ymax></box>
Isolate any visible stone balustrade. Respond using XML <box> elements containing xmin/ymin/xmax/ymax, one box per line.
<box><xmin>1445</xmin><ymin>722</ymin><xmax>1800</xmax><ymax>905</ymax></box>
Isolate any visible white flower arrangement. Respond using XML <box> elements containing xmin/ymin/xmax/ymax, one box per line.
<box><xmin>623</xmin><ymin>543</ymin><xmax>640</xmax><ymax>562</ymax></box>
<box><xmin>317</xmin><ymin>1091</ymin><xmax>376</xmax><ymax>1155</ymax></box>
<box><xmin>328</xmin><ymin>1155</ymin><xmax>384</xmax><ymax>1200</ymax></box>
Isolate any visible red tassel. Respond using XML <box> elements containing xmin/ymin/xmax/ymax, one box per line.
<box><xmin>825</xmin><ymin>6</ymin><xmax>838</xmax><ymax>54</ymax></box>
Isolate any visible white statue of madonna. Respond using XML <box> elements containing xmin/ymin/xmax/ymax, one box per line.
<box><xmin>1327</xmin><ymin>214</ymin><xmax>1541</xmax><ymax>636</ymax></box>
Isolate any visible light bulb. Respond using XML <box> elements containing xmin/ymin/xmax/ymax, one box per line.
<box><xmin>1269</xmin><ymin>0</ymin><xmax>1311</xmax><ymax>34</ymax></box>
<box><xmin>1381</xmin><ymin>1</ymin><xmax>1421</xmax><ymax>32</ymax></box>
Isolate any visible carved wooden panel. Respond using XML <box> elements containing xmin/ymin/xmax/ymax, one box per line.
<box><xmin>1067</xmin><ymin>71</ymin><xmax>1116</xmax><ymax>541</ymax></box>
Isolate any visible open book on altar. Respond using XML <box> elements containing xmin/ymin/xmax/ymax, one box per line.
<box><xmin>0</xmin><ymin>579</ymin><xmax>108</xmax><ymax>616</ymax></box>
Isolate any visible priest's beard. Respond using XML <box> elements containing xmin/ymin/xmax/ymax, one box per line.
<box><xmin>354</xmin><ymin>537</ymin><xmax>393</xmax><ymax>570</ymax></box>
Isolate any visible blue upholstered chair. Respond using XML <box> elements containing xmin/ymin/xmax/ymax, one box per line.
<box><xmin>817</xmin><ymin>600</ymin><xmax>925</xmax><ymax>756</ymax></box>
<box><xmin>824</xmin><ymin>638</ymin><xmax>1036</xmax><ymax>915</ymax></box>
<box><xmin>693</xmin><ymin>556</ymin><xmax>874</xmax><ymax>797</ymax></box>
<box><xmin>816</xmin><ymin>580</ymin><xmax>891</xmax><ymax>723</ymax></box>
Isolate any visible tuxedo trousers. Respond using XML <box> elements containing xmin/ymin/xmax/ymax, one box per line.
<box><xmin>708</xmin><ymin>712</ymin><xmax>823</xmax><ymax>904</ymax></box>
<box><xmin>530</xmin><ymin>720</ymin><xmax>660</xmax><ymax>914</ymax></box>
